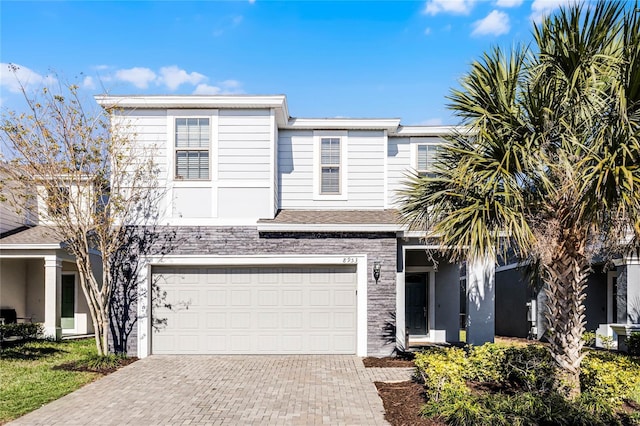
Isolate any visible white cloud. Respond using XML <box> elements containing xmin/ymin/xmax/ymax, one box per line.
<box><xmin>495</xmin><ymin>0</ymin><xmax>523</xmax><ymax>7</ymax></box>
<box><xmin>159</xmin><ymin>66</ymin><xmax>206</xmax><ymax>90</ymax></box>
<box><xmin>424</xmin><ymin>0</ymin><xmax>476</xmax><ymax>15</ymax></box>
<box><xmin>193</xmin><ymin>79</ymin><xmax>243</xmax><ymax>95</ymax></box>
<box><xmin>107</xmin><ymin>65</ymin><xmax>241</xmax><ymax>94</ymax></box>
<box><xmin>193</xmin><ymin>84</ymin><xmax>221</xmax><ymax>95</ymax></box>
<box><xmin>0</xmin><ymin>63</ymin><xmax>57</xmax><ymax>94</ymax></box>
<box><xmin>82</xmin><ymin>76</ymin><xmax>96</xmax><ymax>90</ymax></box>
<box><xmin>530</xmin><ymin>0</ymin><xmax>574</xmax><ymax>22</ymax></box>
<box><xmin>114</xmin><ymin>67</ymin><xmax>157</xmax><ymax>89</ymax></box>
<box><xmin>424</xmin><ymin>27</ymin><xmax>432</xmax><ymax>35</ymax></box>
<box><xmin>472</xmin><ymin>10</ymin><xmax>510</xmax><ymax>36</ymax></box>
<box><xmin>219</xmin><ymin>79</ymin><xmax>241</xmax><ymax>90</ymax></box>
<box><xmin>248</xmin><ymin>0</ymin><xmax>255</xmax><ymax>3</ymax></box>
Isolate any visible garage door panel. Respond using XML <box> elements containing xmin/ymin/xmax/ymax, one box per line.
<box><xmin>283</xmin><ymin>290</ymin><xmax>303</xmax><ymax>306</ymax></box>
<box><xmin>230</xmin><ymin>335</ymin><xmax>251</xmax><ymax>351</ymax></box>
<box><xmin>257</xmin><ymin>290</ymin><xmax>278</xmax><ymax>306</ymax></box>
<box><xmin>309</xmin><ymin>290</ymin><xmax>330</xmax><ymax>306</ymax></box>
<box><xmin>230</xmin><ymin>312</ymin><xmax>251</xmax><ymax>328</ymax></box>
<box><xmin>206</xmin><ymin>290</ymin><xmax>227</xmax><ymax>305</ymax></box>
<box><xmin>206</xmin><ymin>312</ymin><xmax>226</xmax><ymax>328</ymax></box>
<box><xmin>335</xmin><ymin>289</ymin><xmax>356</xmax><ymax>305</ymax></box>
<box><xmin>282</xmin><ymin>312</ymin><xmax>303</xmax><ymax>328</ymax></box>
<box><xmin>334</xmin><ymin>312</ymin><xmax>356</xmax><ymax>328</ymax></box>
<box><xmin>257</xmin><ymin>312</ymin><xmax>278</xmax><ymax>328</ymax></box>
<box><xmin>152</xmin><ymin>265</ymin><xmax>356</xmax><ymax>354</ymax></box>
<box><xmin>231</xmin><ymin>290</ymin><xmax>251</xmax><ymax>306</ymax></box>
<box><xmin>206</xmin><ymin>335</ymin><xmax>227</xmax><ymax>351</ymax></box>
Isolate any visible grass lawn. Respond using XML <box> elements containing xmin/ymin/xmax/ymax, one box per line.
<box><xmin>0</xmin><ymin>338</ymin><xmax>103</xmax><ymax>424</ymax></box>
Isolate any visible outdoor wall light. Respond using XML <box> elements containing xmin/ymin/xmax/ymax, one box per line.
<box><xmin>373</xmin><ymin>261</ymin><xmax>381</xmax><ymax>283</ymax></box>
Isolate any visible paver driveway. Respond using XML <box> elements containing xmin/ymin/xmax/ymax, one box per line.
<box><xmin>10</xmin><ymin>355</ymin><xmax>413</xmax><ymax>425</ymax></box>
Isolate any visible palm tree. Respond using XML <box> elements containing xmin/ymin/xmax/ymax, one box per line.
<box><xmin>399</xmin><ymin>1</ymin><xmax>640</xmax><ymax>398</ymax></box>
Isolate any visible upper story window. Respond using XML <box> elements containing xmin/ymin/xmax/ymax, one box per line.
<box><xmin>47</xmin><ymin>187</ymin><xmax>70</xmax><ymax>217</ymax></box>
<box><xmin>175</xmin><ymin>118</ymin><xmax>210</xmax><ymax>180</ymax></box>
<box><xmin>313</xmin><ymin>131</ymin><xmax>348</xmax><ymax>200</ymax></box>
<box><xmin>416</xmin><ymin>144</ymin><xmax>440</xmax><ymax>177</ymax></box>
<box><xmin>320</xmin><ymin>137</ymin><xmax>341</xmax><ymax>194</ymax></box>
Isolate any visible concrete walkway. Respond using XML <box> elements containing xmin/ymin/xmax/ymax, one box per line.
<box><xmin>10</xmin><ymin>356</ymin><xmax>414</xmax><ymax>425</ymax></box>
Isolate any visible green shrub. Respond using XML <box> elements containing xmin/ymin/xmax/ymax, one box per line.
<box><xmin>80</xmin><ymin>354</ymin><xmax>123</xmax><ymax>370</ymax></box>
<box><xmin>416</xmin><ymin>343</ymin><xmax>640</xmax><ymax>425</ymax></box>
<box><xmin>0</xmin><ymin>323</ymin><xmax>44</xmax><ymax>341</ymax></box>
<box><xmin>466</xmin><ymin>343</ymin><xmax>555</xmax><ymax>393</ymax></box>
<box><xmin>502</xmin><ymin>345</ymin><xmax>556</xmax><ymax>393</ymax></box>
<box><xmin>626</xmin><ymin>332</ymin><xmax>640</xmax><ymax>356</ymax></box>
<box><xmin>421</xmin><ymin>393</ymin><xmax>492</xmax><ymax>426</ymax></box>
<box><xmin>414</xmin><ymin>347</ymin><xmax>469</xmax><ymax>401</ymax></box>
<box><xmin>580</xmin><ymin>351</ymin><xmax>640</xmax><ymax>407</ymax></box>
<box><xmin>422</xmin><ymin>390</ymin><xmax>612</xmax><ymax>426</ymax></box>
<box><xmin>466</xmin><ymin>343</ymin><xmax>507</xmax><ymax>383</ymax></box>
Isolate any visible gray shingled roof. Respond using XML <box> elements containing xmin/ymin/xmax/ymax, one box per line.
<box><xmin>258</xmin><ymin>209</ymin><xmax>400</xmax><ymax>225</ymax></box>
<box><xmin>0</xmin><ymin>226</ymin><xmax>64</xmax><ymax>246</ymax></box>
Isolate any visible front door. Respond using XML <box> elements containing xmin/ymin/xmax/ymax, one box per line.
<box><xmin>406</xmin><ymin>273</ymin><xmax>427</xmax><ymax>335</ymax></box>
<box><xmin>61</xmin><ymin>274</ymin><xmax>75</xmax><ymax>330</ymax></box>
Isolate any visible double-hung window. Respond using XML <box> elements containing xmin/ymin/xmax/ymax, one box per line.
<box><xmin>320</xmin><ymin>137</ymin><xmax>341</xmax><ymax>194</ymax></box>
<box><xmin>416</xmin><ymin>144</ymin><xmax>440</xmax><ymax>177</ymax></box>
<box><xmin>47</xmin><ymin>187</ymin><xmax>70</xmax><ymax>217</ymax></box>
<box><xmin>175</xmin><ymin>118</ymin><xmax>210</xmax><ymax>180</ymax></box>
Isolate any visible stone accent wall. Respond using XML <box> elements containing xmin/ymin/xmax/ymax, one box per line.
<box><xmin>140</xmin><ymin>226</ymin><xmax>397</xmax><ymax>356</ymax></box>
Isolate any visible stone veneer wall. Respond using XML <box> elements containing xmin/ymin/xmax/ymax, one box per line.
<box><xmin>137</xmin><ymin>226</ymin><xmax>398</xmax><ymax>357</ymax></box>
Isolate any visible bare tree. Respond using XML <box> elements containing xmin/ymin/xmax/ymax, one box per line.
<box><xmin>0</xmin><ymin>66</ymin><xmax>161</xmax><ymax>356</ymax></box>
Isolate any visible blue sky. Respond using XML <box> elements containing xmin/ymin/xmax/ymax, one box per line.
<box><xmin>0</xmin><ymin>0</ymin><xmax>598</xmax><ymax>125</ymax></box>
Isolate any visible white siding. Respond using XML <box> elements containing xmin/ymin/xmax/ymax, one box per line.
<box><xmin>387</xmin><ymin>136</ymin><xmax>445</xmax><ymax>208</ymax></box>
<box><xmin>278</xmin><ymin>130</ymin><xmax>386</xmax><ymax>209</ymax></box>
<box><xmin>116</xmin><ymin>110</ymin><xmax>168</xmax><ymax>177</ymax></box>
<box><xmin>218</xmin><ymin>110</ymin><xmax>272</xmax><ymax>181</ymax></box>
<box><xmin>387</xmin><ymin>137</ymin><xmax>411</xmax><ymax>208</ymax></box>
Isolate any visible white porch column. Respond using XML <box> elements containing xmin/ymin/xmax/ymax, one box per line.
<box><xmin>466</xmin><ymin>254</ymin><xmax>496</xmax><ymax>346</ymax></box>
<box><xmin>44</xmin><ymin>257</ymin><xmax>62</xmax><ymax>340</ymax></box>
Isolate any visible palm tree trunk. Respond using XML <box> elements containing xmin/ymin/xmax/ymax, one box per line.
<box><xmin>543</xmin><ymin>232</ymin><xmax>589</xmax><ymax>399</ymax></box>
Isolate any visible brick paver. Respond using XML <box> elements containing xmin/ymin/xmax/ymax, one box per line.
<box><xmin>9</xmin><ymin>356</ymin><xmax>414</xmax><ymax>425</ymax></box>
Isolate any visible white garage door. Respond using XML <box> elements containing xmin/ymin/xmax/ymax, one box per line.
<box><xmin>152</xmin><ymin>266</ymin><xmax>357</xmax><ymax>354</ymax></box>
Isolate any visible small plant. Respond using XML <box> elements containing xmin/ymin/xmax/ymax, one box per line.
<box><xmin>598</xmin><ymin>334</ymin><xmax>615</xmax><ymax>350</ymax></box>
<box><xmin>582</xmin><ymin>331</ymin><xmax>596</xmax><ymax>348</ymax></box>
<box><xmin>414</xmin><ymin>347</ymin><xmax>469</xmax><ymax>402</ymax></box>
<box><xmin>79</xmin><ymin>354</ymin><xmax>123</xmax><ymax>371</ymax></box>
<box><xmin>0</xmin><ymin>323</ymin><xmax>44</xmax><ymax>343</ymax></box>
<box><xmin>626</xmin><ymin>332</ymin><xmax>640</xmax><ymax>356</ymax></box>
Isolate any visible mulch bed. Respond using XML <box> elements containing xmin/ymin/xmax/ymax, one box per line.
<box><xmin>55</xmin><ymin>357</ymin><xmax>138</xmax><ymax>374</ymax></box>
<box><xmin>363</xmin><ymin>356</ymin><xmax>415</xmax><ymax>368</ymax></box>
<box><xmin>375</xmin><ymin>381</ymin><xmax>444</xmax><ymax>426</ymax></box>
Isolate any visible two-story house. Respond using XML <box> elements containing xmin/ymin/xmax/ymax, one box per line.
<box><xmin>96</xmin><ymin>94</ymin><xmax>496</xmax><ymax>358</ymax></box>
<box><xmin>0</xmin><ymin>166</ymin><xmax>98</xmax><ymax>338</ymax></box>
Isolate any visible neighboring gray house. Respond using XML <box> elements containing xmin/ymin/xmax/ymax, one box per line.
<box><xmin>495</xmin><ymin>257</ymin><xmax>640</xmax><ymax>350</ymax></box>
<box><xmin>96</xmin><ymin>94</ymin><xmax>495</xmax><ymax>358</ymax></box>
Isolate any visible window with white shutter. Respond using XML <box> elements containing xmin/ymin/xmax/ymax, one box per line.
<box><xmin>320</xmin><ymin>137</ymin><xmax>341</xmax><ymax>194</ymax></box>
<box><xmin>175</xmin><ymin>118</ymin><xmax>210</xmax><ymax>180</ymax></box>
<box><xmin>416</xmin><ymin>144</ymin><xmax>440</xmax><ymax>177</ymax></box>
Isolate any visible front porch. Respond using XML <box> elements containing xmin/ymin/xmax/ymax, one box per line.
<box><xmin>396</xmin><ymin>243</ymin><xmax>495</xmax><ymax>350</ymax></box>
<box><xmin>0</xmin><ymin>227</ymin><xmax>96</xmax><ymax>339</ymax></box>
